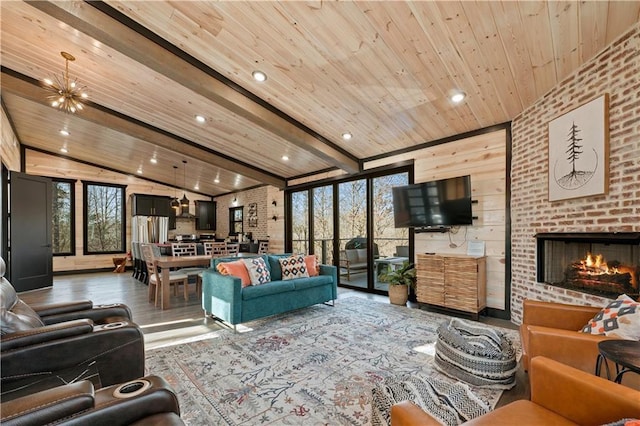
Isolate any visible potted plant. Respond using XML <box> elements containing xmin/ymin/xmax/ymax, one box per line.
<box><xmin>378</xmin><ymin>260</ymin><xmax>416</xmax><ymax>305</ymax></box>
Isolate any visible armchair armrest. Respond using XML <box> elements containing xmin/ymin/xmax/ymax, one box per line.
<box><xmin>390</xmin><ymin>401</ymin><xmax>441</xmax><ymax>426</ymax></box>
<box><xmin>0</xmin><ymin>319</ymin><xmax>94</xmax><ymax>351</ymax></box>
<box><xmin>530</xmin><ymin>356</ymin><xmax>640</xmax><ymax>424</ymax></box>
<box><xmin>1</xmin><ymin>380</ymin><xmax>94</xmax><ymax>426</ymax></box>
<box><xmin>31</xmin><ymin>300</ymin><xmax>93</xmax><ymax>317</ymax></box>
<box><xmin>34</xmin><ymin>302</ymin><xmax>133</xmax><ymax>325</ymax></box>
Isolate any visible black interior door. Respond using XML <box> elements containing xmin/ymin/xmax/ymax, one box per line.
<box><xmin>9</xmin><ymin>172</ymin><xmax>53</xmax><ymax>291</ymax></box>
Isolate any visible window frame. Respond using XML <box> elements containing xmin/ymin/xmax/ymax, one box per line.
<box><xmin>51</xmin><ymin>178</ymin><xmax>76</xmax><ymax>256</ymax></box>
<box><xmin>82</xmin><ymin>180</ymin><xmax>127</xmax><ymax>255</ymax></box>
<box><xmin>228</xmin><ymin>206</ymin><xmax>244</xmax><ymax>236</ymax></box>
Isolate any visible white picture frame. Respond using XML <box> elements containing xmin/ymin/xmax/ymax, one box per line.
<box><xmin>548</xmin><ymin>94</ymin><xmax>609</xmax><ymax>202</ymax></box>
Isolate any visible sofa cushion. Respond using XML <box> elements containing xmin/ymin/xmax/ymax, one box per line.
<box><xmin>267</xmin><ymin>254</ymin><xmax>291</xmax><ymax>281</ymax></box>
<box><xmin>580</xmin><ymin>294</ymin><xmax>640</xmax><ymax>340</ymax></box>
<box><xmin>279</xmin><ymin>255</ymin><xmax>309</xmax><ymax>280</ymax></box>
<box><xmin>242</xmin><ymin>280</ymin><xmax>295</xmax><ymax>300</ymax></box>
<box><xmin>243</xmin><ymin>257</ymin><xmax>271</xmax><ymax>285</ymax></box>
<box><xmin>304</xmin><ymin>254</ymin><xmax>320</xmax><ymax>277</ymax></box>
<box><xmin>291</xmin><ymin>275</ymin><xmax>333</xmax><ymax>291</ymax></box>
<box><xmin>216</xmin><ymin>260</ymin><xmax>251</xmax><ymax>287</ymax></box>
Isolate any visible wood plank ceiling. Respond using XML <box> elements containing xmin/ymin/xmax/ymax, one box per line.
<box><xmin>1</xmin><ymin>1</ymin><xmax>638</xmax><ymax>196</ymax></box>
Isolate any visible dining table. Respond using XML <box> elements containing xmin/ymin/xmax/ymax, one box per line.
<box><xmin>154</xmin><ymin>255</ymin><xmax>212</xmax><ymax>310</ymax></box>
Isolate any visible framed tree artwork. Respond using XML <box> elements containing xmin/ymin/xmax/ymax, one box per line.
<box><xmin>548</xmin><ymin>94</ymin><xmax>609</xmax><ymax>202</ymax></box>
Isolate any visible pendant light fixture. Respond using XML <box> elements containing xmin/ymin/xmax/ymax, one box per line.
<box><xmin>171</xmin><ymin>165</ymin><xmax>180</xmax><ymax>209</ymax></box>
<box><xmin>180</xmin><ymin>160</ymin><xmax>190</xmax><ymax>208</ymax></box>
<box><xmin>44</xmin><ymin>51</ymin><xmax>88</xmax><ymax>114</ymax></box>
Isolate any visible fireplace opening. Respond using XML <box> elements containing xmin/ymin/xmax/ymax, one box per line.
<box><xmin>536</xmin><ymin>233</ymin><xmax>640</xmax><ymax>299</ymax></box>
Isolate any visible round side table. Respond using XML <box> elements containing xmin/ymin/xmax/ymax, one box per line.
<box><xmin>596</xmin><ymin>340</ymin><xmax>640</xmax><ymax>384</ymax></box>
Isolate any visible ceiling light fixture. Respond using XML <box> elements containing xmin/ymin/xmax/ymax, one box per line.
<box><xmin>180</xmin><ymin>160</ymin><xmax>190</xmax><ymax>208</ymax></box>
<box><xmin>195</xmin><ymin>115</ymin><xmax>206</xmax><ymax>123</ymax></box>
<box><xmin>136</xmin><ymin>167</ymin><xmax>143</xmax><ymax>175</ymax></box>
<box><xmin>171</xmin><ymin>165</ymin><xmax>180</xmax><ymax>209</ymax></box>
<box><xmin>59</xmin><ymin>129</ymin><xmax>70</xmax><ymax>136</ymax></box>
<box><xmin>342</xmin><ymin>132</ymin><xmax>352</xmax><ymax>140</ymax></box>
<box><xmin>60</xmin><ymin>147</ymin><xmax>68</xmax><ymax>153</ymax></box>
<box><xmin>252</xmin><ymin>70</ymin><xmax>267</xmax><ymax>82</ymax></box>
<box><xmin>450</xmin><ymin>91</ymin><xmax>466</xmax><ymax>103</ymax></box>
<box><xmin>44</xmin><ymin>51</ymin><xmax>88</xmax><ymax>114</ymax></box>
<box><xmin>150</xmin><ymin>157</ymin><xmax>158</xmax><ymax>164</ymax></box>
<box><xmin>282</xmin><ymin>155</ymin><xmax>289</xmax><ymax>161</ymax></box>
<box><xmin>214</xmin><ymin>178</ymin><xmax>220</xmax><ymax>184</ymax></box>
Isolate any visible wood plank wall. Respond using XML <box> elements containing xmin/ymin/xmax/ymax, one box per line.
<box><xmin>365</xmin><ymin>129</ymin><xmax>508</xmax><ymax>311</ymax></box>
<box><xmin>24</xmin><ymin>149</ymin><xmax>211</xmax><ymax>272</ymax></box>
<box><xmin>0</xmin><ymin>108</ymin><xmax>21</xmax><ymax>171</ymax></box>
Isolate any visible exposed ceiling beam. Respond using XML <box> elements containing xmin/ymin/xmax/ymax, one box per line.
<box><xmin>1</xmin><ymin>70</ymin><xmax>287</xmax><ymax>188</ymax></box>
<box><xmin>27</xmin><ymin>0</ymin><xmax>361</xmax><ymax>174</ymax></box>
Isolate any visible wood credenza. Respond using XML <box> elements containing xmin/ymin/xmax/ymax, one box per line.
<box><xmin>416</xmin><ymin>253</ymin><xmax>487</xmax><ymax>315</ymax></box>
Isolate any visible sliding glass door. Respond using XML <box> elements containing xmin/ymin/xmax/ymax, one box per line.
<box><xmin>286</xmin><ymin>165</ymin><xmax>412</xmax><ymax>294</ymax></box>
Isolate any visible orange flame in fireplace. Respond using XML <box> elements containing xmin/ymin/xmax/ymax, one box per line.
<box><xmin>581</xmin><ymin>252</ymin><xmax>612</xmax><ymax>273</ymax></box>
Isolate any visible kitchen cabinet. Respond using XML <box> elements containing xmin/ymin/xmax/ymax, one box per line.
<box><xmin>195</xmin><ymin>200</ymin><xmax>216</xmax><ymax>230</ymax></box>
<box><xmin>131</xmin><ymin>194</ymin><xmax>172</xmax><ymax>216</ymax></box>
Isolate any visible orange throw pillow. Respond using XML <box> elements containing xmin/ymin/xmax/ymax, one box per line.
<box><xmin>216</xmin><ymin>260</ymin><xmax>251</xmax><ymax>287</ymax></box>
<box><xmin>304</xmin><ymin>254</ymin><xmax>320</xmax><ymax>277</ymax></box>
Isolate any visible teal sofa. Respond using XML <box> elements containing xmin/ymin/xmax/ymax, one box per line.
<box><xmin>201</xmin><ymin>254</ymin><xmax>337</xmax><ymax>329</ymax></box>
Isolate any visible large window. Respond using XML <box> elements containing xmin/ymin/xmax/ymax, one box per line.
<box><xmin>83</xmin><ymin>182</ymin><xmax>126</xmax><ymax>254</ymax></box>
<box><xmin>52</xmin><ymin>179</ymin><xmax>75</xmax><ymax>256</ymax></box>
<box><xmin>291</xmin><ymin>191</ymin><xmax>309</xmax><ymax>254</ymax></box>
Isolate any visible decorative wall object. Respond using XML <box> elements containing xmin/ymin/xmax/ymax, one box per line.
<box><xmin>548</xmin><ymin>94</ymin><xmax>609</xmax><ymax>202</ymax></box>
<box><xmin>248</xmin><ymin>202</ymin><xmax>258</xmax><ymax>227</ymax></box>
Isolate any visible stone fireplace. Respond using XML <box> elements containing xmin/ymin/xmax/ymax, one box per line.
<box><xmin>536</xmin><ymin>233</ymin><xmax>640</xmax><ymax>299</ymax></box>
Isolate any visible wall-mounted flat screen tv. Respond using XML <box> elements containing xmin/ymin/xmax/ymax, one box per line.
<box><xmin>392</xmin><ymin>175</ymin><xmax>472</xmax><ymax>228</ymax></box>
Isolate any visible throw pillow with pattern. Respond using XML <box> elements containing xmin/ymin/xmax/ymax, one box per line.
<box><xmin>580</xmin><ymin>294</ymin><xmax>640</xmax><ymax>340</ymax></box>
<box><xmin>243</xmin><ymin>257</ymin><xmax>271</xmax><ymax>286</ymax></box>
<box><xmin>279</xmin><ymin>255</ymin><xmax>309</xmax><ymax>280</ymax></box>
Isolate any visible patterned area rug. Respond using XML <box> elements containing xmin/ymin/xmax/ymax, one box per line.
<box><xmin>145</xmin><ymin>297</ymin><xmax>520</xmax><ymax>425</ymax></box>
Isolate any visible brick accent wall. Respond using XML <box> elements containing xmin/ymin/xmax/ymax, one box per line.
<box><xmin>510</xmin><ymin>23</ymin><xmax>640</xmax><ymax>324</ymax></box>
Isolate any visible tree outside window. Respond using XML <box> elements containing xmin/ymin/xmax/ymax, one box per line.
<box><xmin>52</xmin><ymin>179</ymin><xmax>75</xmax><ymax>256</ymax></box>
<box><xmin>83</xmin><ymin>182</ymin><xmax>126</xmax><ymax>254</ymax></box>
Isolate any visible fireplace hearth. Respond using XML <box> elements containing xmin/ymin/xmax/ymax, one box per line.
<box><xmin>536</xmin><ymin>233</ymin><xmax>640</xmax><ymax>298</ymax></box>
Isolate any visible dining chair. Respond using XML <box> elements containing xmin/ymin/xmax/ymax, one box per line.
<box><xmin>226</xmin><ymin>243</ymin><xmax>240</xmax><ymax>257</ymax></box>
<box><xmin>140</xmin><ymin>244</ymin><xmax>188</xmax><ymax>305</ymax></box>
<box><xmin>170</xmin><ymin>242</ymin><xmax>203</xmax><ymax>299</ymax></box>
<box><xmin>203</xmin><ymin>241</ymin><xmax>227</xmax><ymax>257</ymax></box>
<box><xmin>257</xmin><ymin>241</ymin><xmax>269</xmax><ymax>255</ymax></box>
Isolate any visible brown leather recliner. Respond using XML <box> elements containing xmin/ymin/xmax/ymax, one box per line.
<box><xmin>1</xmin><ymin>375</ymin><xmax>184</xmax><ymax>425</ymax></box>
<box><xmin>390</xmin><ymin>356</ymin><xmax>640</xmax><ymax>426</ymax></box>
<box><xmin>0</xmin><ymin>257</ymin><xmax>145</xmax><ymax>401</ymax></box>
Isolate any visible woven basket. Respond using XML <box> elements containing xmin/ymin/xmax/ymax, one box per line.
<box><xmin>388</xmin><ymin>284</ymin><xmax>409</xmax><ymax>305</ymax></box>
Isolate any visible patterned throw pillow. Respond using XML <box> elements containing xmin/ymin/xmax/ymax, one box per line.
<box><xmin>580</xmin><ymin>294</ymin><xmax>640</xmax><ymax>340</ymax></box>
<box><xmin>216</xmin><ymin>260</ymin><xmax>251</xmax><ymax>287</ymax></box>
<box><xmin>279</xmin><ymin>255</ymin><xmax>309</xmax><ymax>280</ymax></box>
<box><xmin>243</xmin><ymin>257</ymin><xmax>271</xmax><ymax>286</ymax></box>
<box><xmin>304</xmin><ymin>254</ymin><xmax>320</xmax><ymax>277</ymax></box>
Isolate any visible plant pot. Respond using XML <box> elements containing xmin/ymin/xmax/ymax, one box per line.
<box><xmin>388</xmin><ymin>284</ymin><xmax>409</xmax><ymax>305</ymax></box>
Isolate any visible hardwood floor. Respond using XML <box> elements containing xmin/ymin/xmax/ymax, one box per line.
<box><xmin>18</xmin><ymin>270</ymin><xmax>529</xmax><ymax>407</ymax></box>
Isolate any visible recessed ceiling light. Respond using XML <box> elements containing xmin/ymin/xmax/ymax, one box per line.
<box><xmin>137</xmin><ymin>168</ymin><xmax>143</xmax><ymax>174</ymax></box>
<box><xmin>214</xmin><ymin>178</ymin><xmax>220</xmax><ymax>184</ymax></box>
<box><xmin>195</xmin><ymin>115</ymin><xmax>206</xmax><ymax>123</ymax></box>
<box><xmin>59</xmin><ymin>129</ymin><xmax>70</xmax><ymax>136</ymax></box>
<box><xmin>194</xmin><ymin>183</ymin><xmax>199</xmax><ymax>190</ymax></box>
<box><xmin>342</xmin><ymin>132</ymin><xmax>352</xmax><ymax>140</ymax></box>
<box><xmin>282</xmin><ymin>155</ymin><xmax>289</xmax><ymax>161</ymax></box>
<box><xmin>150</xmin><ymin>157</ymin><xmax>158</xmax><ymax>164</ymax></box>
<box><xmin>252</xmin><ymin>70</ymin><xmax>267</xmax><ymax>82</ymax></box>
<box><xmin>450</xmin><ymin>91</ymin><xmax>466</xmax><ymax>103</ymax></box>
<box><xmin>60</xmin><ymin>147</ymin><xmax>68</xmax><ymax>153</ymax></box>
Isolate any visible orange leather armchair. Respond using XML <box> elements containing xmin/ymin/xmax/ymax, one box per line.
<box><xmin>391</xmin><ymin>356</ymin><xmax>640</xmax><ymax>426</ymax></box>
<box><xmin>519</xmin><ymin>299</ymin><xmax>618</xmax><ymax>374</ymax></box>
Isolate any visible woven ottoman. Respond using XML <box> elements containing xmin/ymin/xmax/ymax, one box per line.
<box><xmin>435</xmin><ymin>318</ymin><xmax>517</xmax><ymax>389</ymax></box>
